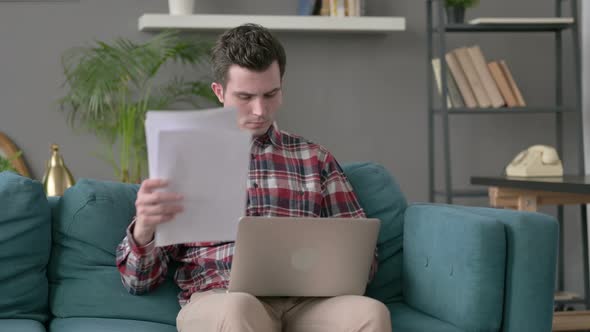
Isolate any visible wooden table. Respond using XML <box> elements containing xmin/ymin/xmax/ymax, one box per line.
<box><xmin>471</xmin><ymin>175</ymin><xmax>590</xmax><ymax>331</ymax></box>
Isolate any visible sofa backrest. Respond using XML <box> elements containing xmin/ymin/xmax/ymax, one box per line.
<box><xmin>48</xmin><ymin>179</ymin><xmax>181</xmax><ymax>326</ymax></box>
<box><xmin>0</xmin><ymin>172</ymin><xmax>51</xmax><ymax>323</ymax></box>
<box><xmin>342</xmin><ymin>162</ymin><xmax>407</xmax><ymax>303</ymax></box>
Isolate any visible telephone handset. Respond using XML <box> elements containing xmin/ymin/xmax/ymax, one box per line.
<box><xmin>505</xmin><ymin>145</ymin><xmax>563</xmax><ymax>177</ymax></box>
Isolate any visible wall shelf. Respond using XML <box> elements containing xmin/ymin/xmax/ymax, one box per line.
<box><xmin>139</xmin><ymin>14</ymin><xmax>406</xmax><ymax>33</ymax></box>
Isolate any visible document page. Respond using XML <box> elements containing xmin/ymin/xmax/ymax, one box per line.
<box><xmin>145</xmin><ymin>108</ymin><xmax>251</xmax><ymax>246</ymax></box>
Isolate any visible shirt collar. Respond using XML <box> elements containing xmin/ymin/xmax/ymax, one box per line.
<box><xmin>253</xmin><ymin>122</ymin><xmax>282</xmax><ymax>148</ymax></box>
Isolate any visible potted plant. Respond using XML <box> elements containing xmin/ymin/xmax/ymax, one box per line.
<box><xmin>445</xmin><ymin>0</ymin><xmax>479</xmax><ymax>24</ymax></box>
<box><xmin>60</xmin><ymin>31</ymin><xmax>217</xmax><ymax>183</ymax></box>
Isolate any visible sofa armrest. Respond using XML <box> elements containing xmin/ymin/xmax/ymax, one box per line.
<box><xmin>403</xmin><ymin>204</ymin><xmax>507</xmax><ymax>331</ymax></box>
<box><xmin>403</xmin><ymin>203</ymin><xmax>558</xmax><ymax>332</ymax></box>
<box><xmin>449</xmin><ymin>205</ymin><xmax>558</xmax><ymax>332</ymax></box>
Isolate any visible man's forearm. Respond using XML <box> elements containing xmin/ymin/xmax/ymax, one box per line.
<box><xmin>133</xmin><ymin>222</ymin><xmax>156</xmax><ymax>247</ymax></box>
<box><xmin>116</xmin><ymin>220</ymin><xmax>170</xmax><ymax>294</ymax></box>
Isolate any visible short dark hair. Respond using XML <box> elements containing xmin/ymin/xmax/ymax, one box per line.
<box><xmin>211</xmin><ymin>23</ymin><xmax>287</xmax><ymax>85</ymax></box>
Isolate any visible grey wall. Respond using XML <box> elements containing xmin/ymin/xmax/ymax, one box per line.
<box><xmin>1</xmin><ymin>0</ymin><xmax>586</xmax><ymax>296</ymax></box>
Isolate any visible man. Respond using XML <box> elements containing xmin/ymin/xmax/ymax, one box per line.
<box><xmin>116</xmin><ymin>23</ymin><xmax>391</xmax><ymax>332</ymax></box>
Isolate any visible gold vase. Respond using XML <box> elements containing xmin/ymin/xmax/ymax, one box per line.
<box><xmin>42</xmin><ymin>144</ymin><xmax>75</xmax><ymax>196</ymax></box>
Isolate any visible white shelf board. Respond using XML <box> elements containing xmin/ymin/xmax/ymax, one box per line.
<box><xmin>139</xmin><ymin>14</ymin><xmax>406</xmax><ymax>33</ymax></box>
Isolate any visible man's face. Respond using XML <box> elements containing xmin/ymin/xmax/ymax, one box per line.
<box><xmin>211</xmin><ymin>61</ymin><xmax>283</xmax><ymax>137</ymax></box>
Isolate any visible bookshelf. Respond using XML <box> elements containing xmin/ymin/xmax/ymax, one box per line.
<box><xmin>427</xmin><ymin>0</ymin><xmax>586</xmax><ymax>329</ymax></box>
<box><xmin>138</xmin><ymin>14</ymin><xmax>406</xmax><ymax>33</ymax></box>
<box><xmin>426</xmin><ymin>0</ymin><xmax>584</xmax><ymax>204</ymax></box>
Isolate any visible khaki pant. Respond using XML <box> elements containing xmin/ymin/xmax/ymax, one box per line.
<box><xmin>176</xmin><ymin>289</ymin><xmax>392</xmax><ymax>332</ymax></box>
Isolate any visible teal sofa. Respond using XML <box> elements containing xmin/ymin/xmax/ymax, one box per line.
<box><xmin>0</xmin><ymin>162</ymin><xmax>558</xmax><ymax>332</ymax></box>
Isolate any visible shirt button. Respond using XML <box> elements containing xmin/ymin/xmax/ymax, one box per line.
<box><xmin>253</xmin><ymin>182</ymin><xmax>259</xmax><ymax>188</ymax></box>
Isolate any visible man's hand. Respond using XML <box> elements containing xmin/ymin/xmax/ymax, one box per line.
<box><xmin>133</xmin><ymin>179</ymin><xmax>184</xmax><ymax>246</ymax></box>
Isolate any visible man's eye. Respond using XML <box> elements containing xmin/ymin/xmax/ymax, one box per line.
<box><xmin>264</xmin><ymin>92</ymin><xmax>277</xmax><ymax>98</ymax></box>
<box><xmin>238</xmin><ymin>95</ymin><xmax>252</xmax><ymax>100</ymax></box>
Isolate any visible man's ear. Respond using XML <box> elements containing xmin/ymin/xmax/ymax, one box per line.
<box><xmin>211</xmin><ymin>82</ymin><xmax>225</xmax><ymax>104</ymax></box>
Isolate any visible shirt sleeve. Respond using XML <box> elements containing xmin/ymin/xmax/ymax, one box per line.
<box><xmin>319</xmin><ymin>153</ymin><xmax>366</xmax><ymax>218</ymax></box>
<box><xmin>319</xmin><ymin>152</ymin><xmax>378</xmax><ymax>282</ymax></box>
<box><xmin>115</xmin><ymin>218</ymin><xmax>180</xmax><ymax>295</ymax></box>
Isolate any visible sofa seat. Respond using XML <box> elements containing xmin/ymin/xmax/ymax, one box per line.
<box><xmin>389</xmin><ymin>303</ymin><xmax>463</xmax><ymax>332</ymax></box>
<box><xmin>49</xmin><ymin>318</ymin><xmax>176</xmax><ymax>332</ymax></box>
<box><xmin>0</xmin><ymin>319</ymin><xmax>46</xmax><ymax>332</ymax></box>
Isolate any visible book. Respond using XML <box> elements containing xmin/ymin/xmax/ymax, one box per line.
<box><xmin>499</xmin><ymin>60</ymin><xmax>526</xmax><ymax>106</ymax></box>
<box><xmin>346</xmin><ymin>0</ymin><xmax>357</xmax><ymax>16</ymax></box>
<box><xmin>447</xmin><ymin>66</ymin><xmax>465</xmax><ymax>108</ymax></box>
<box><xmin>445</xmin><ymin>52</ymin><xmax>477</xmax><ymax>108</ymax></box>
<box><xmin>329</xmin><ymin>0</ymin><xmax>346</xmax><ymax>17</ymax></box>
<box><xmin>346</xmin><ymin>0</ymin><xmax>364</xmax><ymax>16</ymax></box>
<box><xmin>432</xmin><ymin>58</ymin><xmax>465</xmax><ymax>108</ymax></box>
<box><xmin>337</xmin><ymin>0</ymin><xmax>346</xmax><ymax>16</ymax></box>
<box><xmin>467</xmin><ymin>45</ymin><xmax>504</xmax><ymax>108</ymax></box>
<box><xmin>488</xmin><ymin>61</ymin><xmax>518</xmax><ymax>107</ymax></box>
<box><xmin>320</xmin><ymin>0</ymin><xmax>330</xmax><ymax>16</ymax></box>
<box><xmin>468</xmin><ymin>17</ymin><xmax>574</xmax><ymax>25</ymax></box>
<box><xmin>352</xmin><ymin>0</ymin><xmax>365</xmax><ymax>16</ymax></box>
<box><xmin>298</xmin><ymin>0</ymin><xmax>320</xmax><ymax>15</ymax></box>
<box><xmin>431</xmin><ymin>58</ymin><xmax>452</xmax><ymax>108</ymax></box>
<box><xmin>346</xmin><ymin>0</ymin><xmax>362</xmax><ymax>17</ymax></box>
<box><xmin>453</xmin><ymin>47</ymin><xmax>491</xmax><ymax>108</ymax></box>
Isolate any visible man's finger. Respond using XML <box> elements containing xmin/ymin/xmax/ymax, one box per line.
<box><xmin>139</xmin><ymin>179</ymin><xmax>169</xmax><ymax>194</ymax></box>
<box><xmin>136</xmin><ymin>191</ymin><xmax>183</xmax><ymax>206</ymax></box>
<box><xmin>141</xmin><ymin>204</ymin><xmax>184</xmax><ymax>217</ymax></box>
<box><xmin>142</xmin><ymin>214</ymin><xmax>176</xmax><ymax>226</ymax></box>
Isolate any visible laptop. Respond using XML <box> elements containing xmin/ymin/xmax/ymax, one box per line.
<box><xmin>228</xmin><ymin>216</ymin><xmax>380</xmax><ymax>297</ymax></box>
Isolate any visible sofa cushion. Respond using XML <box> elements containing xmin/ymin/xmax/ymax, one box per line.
<box><xmin>49</xmin><ymin>318</ymin><xmax>176</xmax><ymax>332</ymax></box>
<box><xmin>48</xmin><ymin>179</ymin><xmax>181</xmax><ymax>326</ymax></box>
<box><xmin>0</xmin><ymin>172</ymin><xmax>51</xmax><ymax>323</ymax></box>
<box><xmin>0</xmin><ymin>319</ymin><xmax>47</xmax><ymax>332</ymax></box>
<box><xmin>342</xmin><ymin>162</ymin><xmax>407</xmax><ymax>303</ymax></box>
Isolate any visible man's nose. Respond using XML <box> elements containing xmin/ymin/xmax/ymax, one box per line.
<box><xmin>251</xmin><ymin>98</ymin><xmax>266</xmax><ymax>117</ymax></box>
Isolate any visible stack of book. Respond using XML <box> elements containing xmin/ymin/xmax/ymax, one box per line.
<box><xmin>432</xmin><ymin>45</ymin><xmax>526</xmax><ymax>109</ymax></box>
<box><xmin>298</xmin><ymin>0</ymin><xmax>366</xmax><ymax>17</ymax></box>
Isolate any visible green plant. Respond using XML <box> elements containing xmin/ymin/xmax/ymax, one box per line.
<box><xmin>445</xmin><ymin>0</ymin><xmax>479</xmax><ymax>8</ymax></box>
<box><xmin>60</xmin><ymin>31</ymin><xmax>217</xmax><ymax>183</ymax></box>
<box><xmin>0</xmin><ymin>151</ymin><xmax>21</xmax><ymax>173</ymax></box>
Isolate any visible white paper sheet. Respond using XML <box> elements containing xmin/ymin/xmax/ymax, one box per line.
<box><xmin>145</xmin><ymin>108</ymin><xmax>251</xmax><ymax>246</ymax></box>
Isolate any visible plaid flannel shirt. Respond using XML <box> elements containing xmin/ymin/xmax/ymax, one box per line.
<box><xmin>116</xmin><ymin>123</ymin><xmax>376</xmax><ymax>306</ymax></box>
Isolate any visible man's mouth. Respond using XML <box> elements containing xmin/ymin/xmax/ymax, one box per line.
<box><xmin>247</xmin><ymin>121</ymin><xmax>266</xmax><ymax>128</ymax></box>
